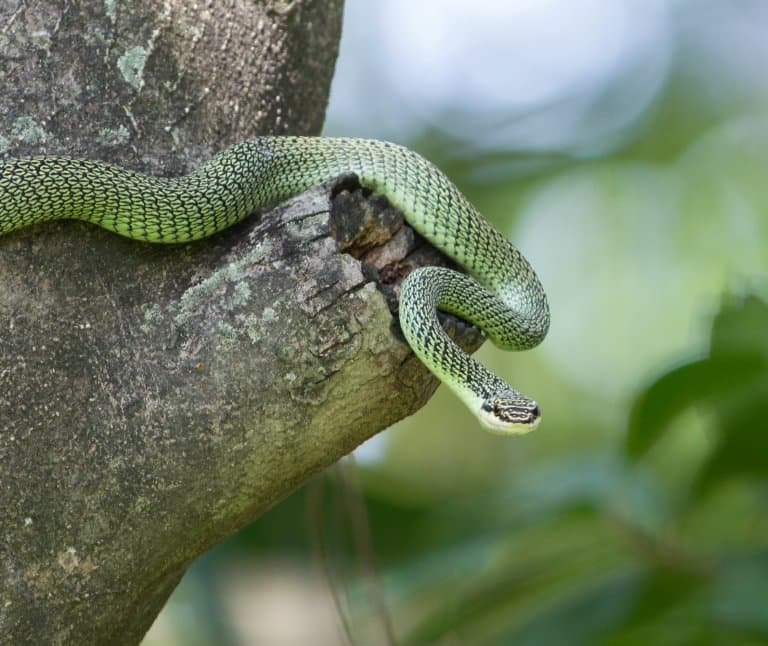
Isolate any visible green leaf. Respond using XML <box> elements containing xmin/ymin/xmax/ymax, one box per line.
<box><xmin>710</xmin><ymin>293</ymin><xmax>768</xmax><ymax>359</ymax></box>
<box><xmin>693</xmin><ymin>396</ymin><xmax>768</xmax><ymax>494</ymax></box>
<box><xmin>625</xmin><ymin>355</ymin><xmax>766</xmax><ymax>459</ymax></box>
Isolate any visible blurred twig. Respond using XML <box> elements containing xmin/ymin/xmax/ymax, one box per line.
<box><xmin>307</xmin><ymin>476</ymin><xmax>356</xmax><ymax>646</ymax></box>
<box><xmin>337</xmin><ymin>457</ymin><xmax>398</xmax><ymax>646</ymax></box>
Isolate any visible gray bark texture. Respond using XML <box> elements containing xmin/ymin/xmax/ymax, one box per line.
<box><xmin>0</xmin><ymin>1</ymin><xmax>484</xmax><ymax>644</ymax></box>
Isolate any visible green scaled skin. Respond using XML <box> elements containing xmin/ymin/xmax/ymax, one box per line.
<box><xmin>0</xmin><ymin>136</ymin><xmax>550</xmax><ymax>432</ymax></box>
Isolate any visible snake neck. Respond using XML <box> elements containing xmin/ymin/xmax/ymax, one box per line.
<box><xmin>398</xmin><ymin>266</ymin><xmax>540</xmax><ymax>433</ymax></box>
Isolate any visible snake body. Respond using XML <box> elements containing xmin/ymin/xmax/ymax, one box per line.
<box><xmin>0</xmin><ymin>137</ymin><xmax>549</xmax><ymax>433</ymax></box>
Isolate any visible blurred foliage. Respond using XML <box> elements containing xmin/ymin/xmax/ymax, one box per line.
<box><xmin>377</xmin><ymin>294</ymin><xmax>768</xmax><ymax>645</ymax></box>
<box><xmin>628</xmin><ymin>294</ymin><xmax>768</xmax><ymax>490</ymax></box>
<box><xmin>144</xmin><ymin>2</ymin><xmax>768</xmax><ymax>645</ymax></box>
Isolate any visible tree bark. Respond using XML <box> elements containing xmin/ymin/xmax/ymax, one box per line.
<box><xmin>0</xmin><ymin>2</ymin><xmax>482</xmax><ymax>643</ymax></box>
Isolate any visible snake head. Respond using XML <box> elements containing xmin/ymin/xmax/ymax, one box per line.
<box><xmin>478</xmin><ymin>391</ymin><xmax>540</xmax><ymax>435</ymax></box>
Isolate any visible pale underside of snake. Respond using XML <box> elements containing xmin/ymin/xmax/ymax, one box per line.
<box><xmin>0</xmin><ymin>137</ymin><xmax>550</xmax><ymax>433</ymax></box>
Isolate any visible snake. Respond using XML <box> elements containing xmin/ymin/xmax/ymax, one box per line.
<box><xmin>0</xmin><ymin>137</ymin><xmax>549</xmax><ymax>433</ymax></box>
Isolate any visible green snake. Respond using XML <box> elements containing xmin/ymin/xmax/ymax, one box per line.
<box><xmin>0</xmin><ymin>137</ymin><xmax>549</xmax><ymax>433</ymax></box>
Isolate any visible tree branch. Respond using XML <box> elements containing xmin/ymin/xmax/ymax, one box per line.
<box><xmin>0</xmin><ymin>181</ymin><xmax>482</xmax><ymax>642</ymax></box>
<box><xmin>0</xmin><ymin>1</ymin><xmax>482</xmax><ymax>642</ymax></box>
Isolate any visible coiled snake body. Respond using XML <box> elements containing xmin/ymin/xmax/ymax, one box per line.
<box><xmin>0</xmin><ymin>137</ymin><xmax>549</xmax><ymax>433</ymax></box>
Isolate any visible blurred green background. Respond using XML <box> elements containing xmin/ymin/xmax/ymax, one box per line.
<box><xmin>144</xmin><ymin>0</ymin><xmax>768</xmax><ymax>644</ymax></box>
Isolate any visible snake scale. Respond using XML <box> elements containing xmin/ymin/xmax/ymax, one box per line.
<box><xmin>0</xmin><ymin>137</ymin><xmax>549</xmax><ymax>433</ymax></box>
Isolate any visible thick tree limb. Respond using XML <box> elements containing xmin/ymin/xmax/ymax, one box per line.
<box><xmin>0</xmin><ymin>1</ymin><xmax>482</xmax><ymax>642</ymax></box>
<box><xmin>0</xmin><ymin>0</ymin><xmax>341</xmax><ymax>161</ymax></box>
<box><xmin>0</xmin><ymin>179</ymin><xmax>480</xmax><ymax>643</ymax></box>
